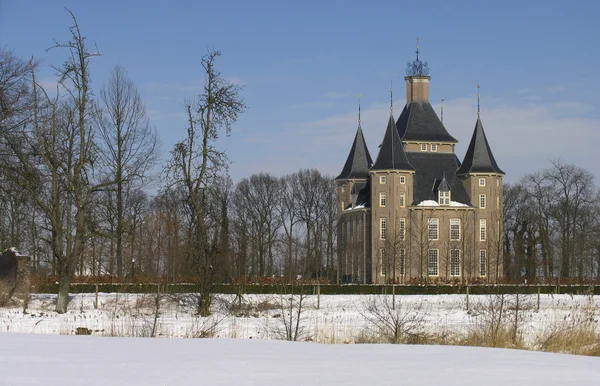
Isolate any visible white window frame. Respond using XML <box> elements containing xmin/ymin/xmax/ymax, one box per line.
<box><xmin>431</xmin><ymin>143</ymin><xmax>438</xmax><ymax>152</ymax></box>
<box><xmin>479</xmin><ymin>194</ymin><xmax>486</xmax><ymax>209</ymax></box>
<box><xmin>421</xmin><ymin>143</ymin><xmax>428</xmax><ymax>152</ymax></box>
<box><xmin>379</xmin><ymin>175</ymin><xmax>386</xmax><ymax>184</ymax></box>
<box><xmin>380</xmin><ymin>218</ymin><xmax>387</xmax><ymax>240</ymax></box>
<box><xmin>479</xmin><ymin>178</ymin><xmax>486</xmax><ymax>187</ymax></box>
<box><xmin>497</xmin><ymin>196</ymin><xmax>500</xmax><ymax>210</ymax></box>
<box><xmin>399</xmin><ymin>193</ymin><xmax>405</xmax><ymax>207</ymax></box>
<box><xmin>399</xmin><ymin>218</ymin><xmax>406</xmax><ymax>241</ymax></box>
<box><xmin>450</xmin><ymin>218</ymin><xmax>461</xmax><ymax>241</ymax></box>
<box><xmin>428</xmin><ymin>218</ymin><xmax>439</xmax><ymax>241</ymax></box>
<box><xmin>450</xmin><ymin>249</ymin><xmax>461</xmax><ymax>276</ymax></box>
<box><xmin>400</xmin><ymin>176</ymin><xmax>406</xmax><ymax>184</ymax></box>
<box><xmin>399</xmin><ymin>248</ymin><xmax>406</xmax><ymax>275</ymax></box>
<box><xmin>480</xmin><ymin>219</ymin><xmax>487</xmax><ymax>241</ymax></box>
<box><xmin>480</xmin><ymin>249</ymin><xmax>487</xmax><ymax>277</ymax></box>
<box><xmin>341</xmin><ymin>200</ymin><xmax>345</xmax><ymax>211</ymax></box>
<box><xmin>439</xmin><ymin>191</ymin><xmax>450</xmax><ymax>205</ymax></box>
<box><xmin>381</xmin><ymin>248</ymin><xmax>387</xmax><ymax>275</ymax></box>
<box><xmin>428</xmin><ymin>249</ymin><xmax>439</xmax><ymax>276</ymax></box>
<box><xmin>379</xmin><ymin>192</ymin><xmax>386</xmax><ymax>207</ymax></box>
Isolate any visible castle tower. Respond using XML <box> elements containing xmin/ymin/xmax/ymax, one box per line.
<box><xmin>456</xmin><ymin>89</ymin><xmax>505</xmax><ymax>281</ymax></box>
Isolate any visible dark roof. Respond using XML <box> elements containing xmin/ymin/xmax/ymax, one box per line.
<box><xmin>456</xmin><ymin>116</ymin><xmax>505</xmax><ymax>176</ymax></box>
<box><xmin>343</xmin><ymin>180</ymin><xmax>370</xmax><ymax>210</ymax></box>
<box><xmin>371</xmin><ymin>113</ymin><xmax>415</xmax><ymax>171</ymax></box>
<box><xmin>437</xmin><ymin>174</ymin><xmax>451</xmax><ymax>192</ymax></box>
<box><xmin>336</xmin><ymin>124</ymin><xmax>373</xmax><ymax>180</ymax></box>
<box><xmin>396</xmin><ymin>101</ymin><xmax>457</xmax><ymax>143</ymax></box>
<box><xmin>406</xmin><ymin>152</ymin><xmax>471</xmax><ymax>205</ymax></box>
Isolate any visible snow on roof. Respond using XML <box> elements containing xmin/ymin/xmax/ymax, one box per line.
<box><xmin>344</xmin><ymin>203</ymin><xmax>365</xmax><ymax>211</ymax></box>
<box><xmin>416</xmin><ymin>200</ymin><xmax>470</xmax><ymax>207</ymax></box>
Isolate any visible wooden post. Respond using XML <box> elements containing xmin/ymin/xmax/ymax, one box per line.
<box><xmin>537</xmin><ymin>286</ymin><xmax>540</xmax><ymax>311</ymax></box>
<box><xmin>392</xmin><ymin>284</ymin><xmax>396</xmax><ymax>310</ymax></box>
<box><xmin>466</xmin><ymin>285</ymin><xmax>470</xmax><ymax>311</ymax></box>
<box><xmin>317</xmin><ymin>284</ymin><xmax>321</xmax><ymax>310</ymax></box>
<box><xmin>95</xmin><ymin>283</ymin><xmax>99</xmax><ymax>310</ymax></box>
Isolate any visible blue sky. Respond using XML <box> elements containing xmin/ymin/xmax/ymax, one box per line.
<box><xmin>1</xmin><ymin>0</ymin><xmax>599</xmax><ymax>184</ymax></box>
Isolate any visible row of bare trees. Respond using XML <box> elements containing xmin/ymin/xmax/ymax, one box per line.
<box><xmin>504</xmin><ymin>159</ymin><xmax>600</xmax><ymax>282</ymax></box>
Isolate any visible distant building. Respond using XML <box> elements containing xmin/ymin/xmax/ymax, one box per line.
<box><xmin>336</xmin><ymin>48</ymin><xmax>504</xmax><ymax>284</ymax></box>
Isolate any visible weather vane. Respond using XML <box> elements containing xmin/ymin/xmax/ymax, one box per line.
<box><xmin>406</xmin><ymin>37</ymin><xmax>429</xmax><ymax>76</ymax></box>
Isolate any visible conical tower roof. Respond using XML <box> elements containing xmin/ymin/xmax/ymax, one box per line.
<box><xmin>371</xmin><ymin>112</ymin><xmax>415</xmax><ymax>171</ymax></box>
<box><xmin>335</xmin><ymin>123</ymin><xmax>373</xmax><ymax>180</ymax></box>
<box><xmin>456</xmin><ymin>116</ymin><xmax>504</xmax><ymax>176</ymax></box>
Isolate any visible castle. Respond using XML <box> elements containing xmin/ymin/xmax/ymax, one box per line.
<box><xmin>336</xmin><ymin>47</ymin><xmax>504</xmax><ymax>284</ymax></box>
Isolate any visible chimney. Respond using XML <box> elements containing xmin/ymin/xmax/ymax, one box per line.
<box><xmin>405</xmin><ymin>75</ymin><xmax>431</xmax><ymax>103</ymax></box>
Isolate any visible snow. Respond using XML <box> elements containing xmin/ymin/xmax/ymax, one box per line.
<box><xmin>416</xmin><ymin>200</ymin><xmax>470</xmax><ymax>207</ymax></box>
<box><xmin>344</xmin><ymin>203</ymin><xmax>365</xmax><ymax>210</ymax></box>
<box><xmin>0</xmin><ymin>333</ymin><xmax>599</xmax><ymax>385</ymax></box>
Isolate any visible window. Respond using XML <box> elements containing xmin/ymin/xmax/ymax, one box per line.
<box><xmin>480</xmin><ymin>250</ymin><xmax>487</xmax><ymax>277</ymax></box>
<box><xmin>421</xmin><ymin>143</ymin><xmax>427</xmax><ymax>152</ymax></box>
<box><xmin>399</xmin><ymin>193</ymin><xmax>406</xmax><ymax>207</ymax></box>
<box><xmin>380</xmin><ymin>175</ymin><xmax>386</xmax><ymax>184</ymax></box>
<box><xmin>399</xmin><ymin>249</ymin><xmax>406</xmax><ymax>275</ymax></box>
<box><xmin>450</xmin><ymin>249</ymin><xmax>461</xmax><ymax>276</ymax></box>
<box><xmin>341</xmin><ymin>200</ymin><xmax>345</xmax><ymax>211</ymax></box>
<box><xmin>479</xmin><ymin>194</ymin><xmax>486</xmax><ymax>209</ymax></box>
<box><xmin>439</xmin><ymin>191</ymin><xmax>450</xmax><ymax>205</ymax></box>
<box><xmin>479</xmin><ymin>178</ymin><xmax>486</xmax><ymax>187</ymax></box>
<box><xmin>380</xmin><ymin>192</ymin><xmax>386</xmax><ymax>207</ymax></box>
<box><xmin>400</xmin><ymin>176</ymin><xmax>406</xmax><ymax>184</ymax></box>
<box><xmin>428</xmin><ymin>218</ymin><xmax>439</xmax><ymax>240</ymax></box>
<box><xmin>428</xmin><ymin>249</ymin><xmax>439</xmax><ymax>276</ymax></box>
<box><xmin>341</xmin><ymin>185</ymin><xmax>346</xmax><ymax>193</ymax></box>
<box><xmin>497</xmin><ymin>178</ymin><xmax>500</xmax><ymax>187</ymax></box>
<box><xmin>380</xmin><ymin>248</ymin><xmax>387</xmax><ymax>275</ymax></box>
<box><xmin>450</xmin><ymin>218</ymin><xmax>461</xmax><ymax>241</ymax></box>
<box><xmin>497</xmin><ymin>196</ymin><xmax>500</xmax><ymax>210</ymax></box>
<box><xmin>380</xmin><ymin>218</ymin><xmax>387</xmax><ymax>240</ymax></box>
<box><xmin>399</xmin><ymin>218</ymin><xmax>406</xmax><ymax>241</ymax></box>
<box><xmin>480</xmin><ymin>219</ymin><xmax>487</xmax><ymax>241</ymax></box>
<box><xmin>431</xmin><ymin>144</ymin><xmax>438</xmax><ymax>152</ymax></box>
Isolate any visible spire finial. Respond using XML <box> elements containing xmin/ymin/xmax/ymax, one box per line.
<box><xmin>416</xmin><ymin>37</ymin><xmax>419</xmax><ymax>61</ymax></box>
<box><xmin>390</xmin><ymin>81</ymin><xmax>393</xmax><ymax>111</ymax></box>
<box><xmin>358</xmin><ymin>94</ymin><xmax>361</xmax><ymax>123</ymax></box>
<box><xmin>477</xmin><ymin>84</ymin><xmax>480</xmax><ymax>116</ymax></box>
<box><xmin>441</xmin><ymin>97</ymin><xmax>444</xmax><ymax>124</ymax></box>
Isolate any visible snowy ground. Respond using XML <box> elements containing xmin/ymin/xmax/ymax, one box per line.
<box><xmin>1</xmin><ymin>333</ymin><xmax>599</xmax><ymax>385</ymax></box>
<box><xmin>0</xmin><ymin>293</ymin><xmax>598</xmax><ymax>347</ymax></box>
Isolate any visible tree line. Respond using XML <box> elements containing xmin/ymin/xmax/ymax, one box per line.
<box><xmin>1</xmin><ymin>11</ymin><xmax>599</xmax><ymax>314</ymax></box>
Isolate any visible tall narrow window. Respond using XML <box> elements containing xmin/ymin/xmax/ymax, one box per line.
<box><xmin>341</xmin><ymin>200</ymin><xmax>345</xmax><ymax>211</ymax></box>
<box><xmin>479</xmin><ymin>178</ymin><xmax>486</xmax><ymax>187</ymax></box>
<box><xmin>428</xmin><ymin>249</ymin><xmax>439</xmax><ymax>276</ymax></box>
<box><xmin>450</xmin><ymin>249</ymin><xmax>461</xmax><ymax>276</ymax></box>
<box><xmin>439</xmin><ymin>191</ymin><xmax>450</xmax><ymax>205</ymax></box>
<box><xmin>399</xmin><ymin>249</ymin><xmax>406</xmax><ymax>275</ymax></box>
<box><xmin>399</xmin><ymin>193</ymin><xmax>405</xmax><ymax>207</ymax></box>
<box><xmin>380</xmin><ymin>248</ymin><xmax>387</xmax><ymax>275</ymax></box>
<box><xmin>450</xmin><ymin>218</ymin><xmax>461</xmax><ymax>241</ymax></box>
<box><xmin>428</xmin><ymin>218</ymin><xmax>439</xmax><ymax>241</ymax></box>
<box><xmin>431</xmin><ymin>144</ymin><xmax>438</xmax><ymax>152</ymax></box>
<box><xmin>480</xmin><ymin>250</ymin><xmax>487</xmax><ymax>277</ymax></box>
<box><xmin>380</xmin><ymin>192</ymin><xmax>386</xmax><ymax>207</ymax></box>
<box><xmin>480</xmin><ymin>219</ymin><xmax>487</xmax><ymax>241</ymax></box>
<box><xmin>479</xmin><ymin>194</ymin><xmax>486</xmax><ymax>209</ymax></box>
<box><xmin>399</xmin><ymin>218</ymin><xmax>406</xmax><ymax>241</ymax></box>
<box><xmin>497</xmin><ymin>196</ymin><xmax>500</xmax><ymax>210</ymax></box>
<box><xmin>380</xmin><ymin>218</ymin><xmax>387</xmax><ymax>240</ymax></box>
<box><xmin>400</xmin><ymin>176</ymin><xmax>406</xmax><ymax>184</ymax></box>
<box><xmin>380</xmin><ymin>175</ymin><xmax>386</xmax><ymax>184</ymax></box>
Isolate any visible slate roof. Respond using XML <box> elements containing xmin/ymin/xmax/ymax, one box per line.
<box><xmin>396</xmin><ymin>101</ymin><xmax>457</xmax><ymax>143</ymax></box>
<box><xmin>343</xmin><ymin>180</ymin><xmax>370</xmax><ymax>210</ymax></box>
<box><xmin>335</xmin><ymin>124</ymin><xmax>373</xmax><ymax>180</ymax></box>
<box><xmin>406</xmin><ymin>152</ymin><xmax>471</xmax><ymax>206</ymax></box>
<box><xmin>456</xmin><ymin>116</ymin><xmax>505</xmax><ymax>176</ymax></box>
<box><xmin>371</xmin><ymin>113</ymin><xmax>415</xmax><ymax>171</ymax></box>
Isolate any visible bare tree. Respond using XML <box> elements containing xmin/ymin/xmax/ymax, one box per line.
<box><xmin>361</xmin><ymin>295</ymin><xmax>428</xmax><ymax>344</ymax></box>
<box><xmin>167</xmin><ymin>49</ymin><xmax>245</xmax><ymax>316</ymax></box>
<box><xmin>96</xmin><ymin>64</ymin><xmax>159</xmax><ymax>277</ymax></box>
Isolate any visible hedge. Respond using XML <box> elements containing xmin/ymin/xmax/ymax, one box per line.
<box><xmin>32</xmin><ymin>283</ymin><xmax>600</xmax><ymax>296</ymax></box>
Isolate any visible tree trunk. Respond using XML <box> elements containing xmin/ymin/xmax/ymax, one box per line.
<box><xmin>56</xmin><ymin>273</ymin><xmax>71</xmax><ymax>313</ymax></box>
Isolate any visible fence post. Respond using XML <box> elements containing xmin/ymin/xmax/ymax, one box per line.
<box><xmin>392</xmin><ymin>284</ymin><xmax>396</xmax><ymax>311</ymax></box>
<box><xmin>95</xmin><ymin>283</ymin><xmax>99</xmax><ymax>310</ymax></box>
<box><xmin>537</xmin><ymin>286</ymin><xmax>540</xmax><ymax>311</ymax></box>
<box><xmin>466</xmin><ymin>285</ymin><xmax>470</xmax><ymax>311</ymax></box>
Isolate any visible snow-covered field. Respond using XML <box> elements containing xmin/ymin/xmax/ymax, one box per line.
<box><xmin>1</xmin><ymin>292</ymin><xmax>598</xmax><ymax>347</ymax></box>
<box><xmin>1</xmin><ymin>333</ymin><xmax>599</xmax><ymax>385</ymax></box>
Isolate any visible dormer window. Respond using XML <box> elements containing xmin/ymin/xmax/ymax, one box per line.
<box><xmin>421</xmin><ymin>144</ymin><xmax>428</xmax><ymax>152</ymax></box>
<box><xmin>431</xmin><ymin>144</ymin><xmax>438</xmax><ymax>152</ymax></box>
<box><xmin>439</xmin><ymin>191</ymin><xmax>450</xmax><ymax>205</ymax></box>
